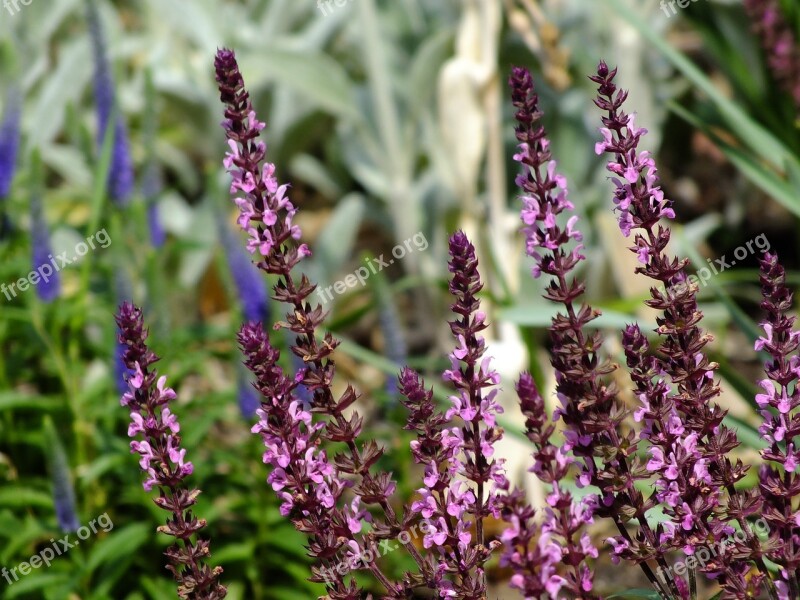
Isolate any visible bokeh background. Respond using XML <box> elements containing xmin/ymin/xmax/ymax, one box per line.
<box><xmin>1</xmin><ymin>0</ymin><xmax>799</xmax><ymax>598</ymax></box>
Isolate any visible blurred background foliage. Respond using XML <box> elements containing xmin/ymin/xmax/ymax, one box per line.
<box><xmin>0</xmin><ymin>0</ymin><xmax>799</xmax><ymax>598</ymax></box>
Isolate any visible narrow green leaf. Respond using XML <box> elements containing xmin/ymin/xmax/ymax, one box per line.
<box><xmin>85</xmin><ymin>523</ymin><xmax>149</xmax><ymax>573</ymax></box>
<box><xmin>607</xmin><ymin>589</ymin><xmax>661</xmax><ymax>599</ymax></box>
<box><xmin>607</xmin><ymin>0</ymin><xmax>800</xmax><ymax>175</ymax></box>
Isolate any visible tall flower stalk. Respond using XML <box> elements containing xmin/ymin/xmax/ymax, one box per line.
<box><xmin>756</xmin><ymin>252</ymin><xmax>800</xmax><ymax>599</ymax></box>
<box><xmin>401</xmin><ymin>232</ymin><xmax>508</xmax><ymax>598</ymax></box>
<box><xmin>142</xmin><ymin>69</ymin><xmax>165</xmax><ymax>247</ymax></box>
<box><xmin>216</xmin><ymin>47</ymin><xmax>410</xmax><ymax>598</ymax></box>
<box><xmin>116</xmin><ymin>302</ymin><xmax>226</xmax><ymax>599</ymax></box>
<box><xmin>501</xmin><ymin>373</ymin><xmax>601</xmax><ymax>599</ymax></box>
<box><xmin>507</xmin><ymin>65</ymin><xmax>674</xmax><ymax>598</ymax></box>
<box><xmin>592</xmin><ymin>61</ymin><xmax>775</xmax><ymax>599</ymax></box>
<box><xmin>216</xmin><ymin>48</ymin><xmax>510</xmax><ymax>598</ymax></box>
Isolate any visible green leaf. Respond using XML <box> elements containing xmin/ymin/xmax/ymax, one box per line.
<box><xmin>0</xmin><ymin>487</ymin><xmax>52</xmax><ymax>509</ymax></box>
<box><xmin>607</xmin><ymin>590</ymin><xmax>661</xmax><ymax>599</ymax></box>
<box><xmin>85</xmin><ymin>523</ymin><xmax>149</xmax><ymax>573</ymax></box>
<box><xmin>0</xmin><ymin>392</ymin><xmax>62</xmax><ymax>411</ymax></box>
<box><xmin>607</xmin><ymin>0</ymin><xmax>800</xmax><ymax>176</ymax></box>
<box><xmin>668</xmin><ymin>96</ymin><xmax>800</xmax><ymax>219</ymax></box>
<box><xmin>5</xmin><ymin>573</ymin><xmax>74</xmax><ymax>598</ymax></box>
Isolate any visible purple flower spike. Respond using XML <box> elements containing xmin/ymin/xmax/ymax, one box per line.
<box><xmin>217</xmin><ymin>48</ymin><xmax>415</xmax><ymax>598</ymax></box>
<box><xmin>31</xmin><ymin>218</ymin><xmax>61</xmax><ymax>303</ymax></box>
<box><xmin>116</xmin><ymin>302</ymin><xmax>226</xmax><ymax>599</ymax></box>
<box><xmin>509</xmin><ymin>64</ymin><xmax>676</xmax><ymax>589</ymax></box>
<box><xmin>445</xmin><ymin>231</ymin><xmax>508</xmax><ymax>517</ymax></box>
<box><xmin>142</xmin><ymin>69</ymin><xmax>165</xmax><ymax>247</ymax></box>
<box><xmin>592</xmin><ymin>71</ymin><xmax>675</xmax><ymax>237</ymax></box>
<box><xmin>215</xmin><ymin>49</ymin><xmax>308</xmax><ymax>262</ymax></box>
<box><xmin>0</xmin><ymin>87</ymin><xmax>21</xmax><ymax>201</ymax></box>
<box><xmin>757</xmin><ymin>253</ymin><xmax>800</xmax><ymax>597</ymax></box>
<box><xmin>46</xmin><ymin>420</ymin><xmax>80</xmax><ymax>533</ymax></box>
<box><xmin>400</xmin><ymin>364</ymin><xmax>482</xmax><ymax>594</ymax></box>
<box><xmin>87</xmin><ymin>0</ymin><xmax>134</xmax><ymax>206</ymax></box>
<box><xmin>236</xmin><ymin>375</ymin><xmax>259</xmax><ymax>420</ymax></box>
<box><xmin>239</xmin><ymin>322</ymin><xmax>341</xmax><ymax>518</ymax></box>
<box><xmin>0</xmin><ymin>88</ymin><xmax>21</xmax><ymax>238</ymax></box>
<box><xmin>141</xmin><ymin>151</ymin><xmax>165</xmax><ymax>247</ymax></box>
<box><xmin>593</xmin><ymin>61</ymin><xmax>774</xmax><ymax>599</ymax></box>
<box><xmin>395</xmin><ymin>230</ymin><xmax>510</xmax><ymax>597</ymax></box>
<box><xmin>500</xmin><ymin>373</ymin><xmax>601</xmax><ymax>600</ymax></box>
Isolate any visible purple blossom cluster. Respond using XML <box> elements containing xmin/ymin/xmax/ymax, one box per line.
<box><xmin>105</xmin><ymin>46</ymin><xmax>800</xmax><ymax>600</ymax></box>
<box><xmin>215</xmin><ymin>48</ymin><xmax>514</xmax><ymax>598</ymax></box>
<box><xmin>499</xmin><ymin>60</ymin><xmax>794</xmax><ymax>600</ymax></box>
<box><xmin>240</xmin><ymin>322</ymin><xmax>341</xmax><ymax>518</ymax></box>
<box><xmin>0</xmin><ymin>87</ymin><xmax>20</xmax><ymax>202</ymax></box>
<box><xmin>506</xmin><ymin>65</ymin><xmax>674</xmax><ymax>598</ymax></box>
<box><xmin>217</xmin><ymin>48</ymin><xmax>415</xmax><ymax>599</ymax></box>
<box><xmin>501</xmin><ymin>374</ymin><xmax>599</xmax><ymax>599</ymax></box>
<box><xmin>216</xmin><ymin>51</ymin><xmax>308</xmax><ymax>263</ymax></box>
<box><xmin>123</xmin><ymin>363</ymin><xmax>192</xmax><ymax>492</ymax></box>
<box><xmin>401</xmin><ymin>232</ymin><xmax>509</xmax><ymax>598</ymax></box>
<box><xmin>116</xmin><ymin>302</ymin><xmax>226</xmax><ymax>599</ymax></box>
<box><xmin>590</xmin><ymin>62</ymin><xmax>775</xmax><ymax>598</ymax></box>
<box><xmin>756</xmin><ymin>253</ymin><xmax>800</xmax><ymax>598</ymax></box>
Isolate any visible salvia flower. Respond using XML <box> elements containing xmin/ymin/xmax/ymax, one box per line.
<box><xmin>756</xmin><ymin>252</ymin><xmax>800</xmax><ymax>598</ymax></box>
<box><xmin>744</xmin><ymin>0</ymin><xmax>800</xmax><ymax>115</ymax></box>
<box><xmin>500</xmin><ymin>373</ymin><xmax>600</xmax><ymax>600</ymax></box>
<box><xmin>86</xmin><ymin>0</ymin><xmax>134</xmax><ymax>206</ymax></box>
<box><xmin>116</xmin><ymin>302</ymin><xmax>226</xmax><ymax>599</ymax></box>
<box><xmin>399</xmin><ymin>232</ymin><xmax>509</xmax><ymax>597</ymax></box>
<box><xmin>592</xmin><ymin>61</ymin><xmax>773</xmax><ymax>598</ymax></box>
<box><xmin>508</xmin><ymin>65</ymin><xmax>673</xmax><ymax>597</ymax></box>
<box><xmin>443</xmin><ymin>231</ymin><xmax>508</xmax><ymax>532</ymax></box>
<box><xmin>217</xmin><ymin>48</ymin><xmax>413</xmax><ymax>598</ymax></box>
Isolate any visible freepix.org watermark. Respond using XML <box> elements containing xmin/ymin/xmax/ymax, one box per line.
<box><xmin>318</xmin><ymin>518</ymin><xmax>434</xmax><ymax>585</ymax></box>
<box><xmin>3</xmin><ymin>0</ymin><xmax>34</xmax><ymax>17</ymax></box>
<box><xmin>315</xmin><ymin>232</ymin><xmax>428</xmax><ymax>304</ymax></box>
<box><xmin>317</xmin><ymin>0</ymin><xmax>354</xmax><ymax>17</ymax></box>
<box><xmin>658</xmin><ymin>233</ymin><xmax>770</xmax><ymax>300</ymax></box>
<box><xmin>660</xmin><ymin>0</ymin><xmax>706</xmax><ymax>18</ymax></box>
<box><xmin>655</xmin><ymin>518</ymin><xmax>770</xmax><ymax>584</ymax></box>
<box><xmin>1</xmin><ymin>228</ymin><xmax>112</xmax><ymax>301</ymax></box>
<box><xmin>2</xmin><ymin>513</ymin><xmax>114</xmax><ymax>586</ymax></box>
